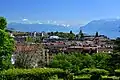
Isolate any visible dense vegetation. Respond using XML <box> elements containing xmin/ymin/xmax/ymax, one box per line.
<box><xmin>0</xmin><ymin>68</ymin><xmax>68</xmax><ymax>80</ymax></box>
<box><xmin>49</xmin><ymin>52</ymin><xmax>120</xmax><ymax>79</ymax></box>
<box><xmin>48</xmin><ymin>31</ymin><xmax>76</xmax><ymax>40</ymax></box>
<box><xmin>49</xmin><ymin>53</ymin><xmax>111</xmax><ymax>75</ymax></box>
<box><xmin>0</xmin><ymin>17</ymin><xmax>14</xmax><ymax>70</ymax></box>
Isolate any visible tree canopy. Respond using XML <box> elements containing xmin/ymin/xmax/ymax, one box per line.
<box><xmin>49</xmin><ymin>53</ymin><xmax>111</xmax><ymax>75</ymax></box>
<box><xmin>0</xmin><ymin>17</ymin><xmax>14</xmax><ymax>70</ymax></box>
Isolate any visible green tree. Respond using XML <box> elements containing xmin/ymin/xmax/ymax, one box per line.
<box><xmin>0</xmin><ymin>17</ymin><xmax>7</xmax><ymax>30</ymax></box>
<box><xmin>70</xmin><ymin>30</ymin><xmax>73</xmax><ymax>34</ymax></box>
<box><xmin>113</xmin><ymin>37</ymin><xmax>120</xmax><ymax>52</ymax></box>
<box><xmin>26</xmin><ymin>36</ymin><xmax>33</xmax><ymax>42</ymax></box>
<box><xmin>0</xmin><ymin>17</ymin><xmax>14</xmax><ymax>70</ymax></box>
<box><xmin>95</xmin><ymin>32</ymin><xmax>99</xmax><ymax>37</ymax></box>
<box><xmin>108</xmin><ymin>52</ymin><xmax>120</xmax><ymax>70</ymax></box>
<box><xmin>50</xmin><ymin>53</ymin><xmax>111</xmax><ymax>74</ymax></box>
<box><xmin>92</xmin><ymin>53</ymin><xmax>111</xmax><ymax>69</ymax></box>
<box><xmin>79</xmin><ymin>30</ymin><xmax>84</xmax><ymax>40</ymax></box>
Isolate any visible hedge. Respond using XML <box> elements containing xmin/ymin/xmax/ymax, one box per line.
<box><xmin>0</xmin><ymin>68</ymin><xmax>69</xmax><ymax>80</ymax></box>
<box><xmin>102</xmin><ymin>76</ymin><xmax>119</xmax><ymax>80</ymax></box>
<box><xmin>74</xmin><ymin>75</ymin><xmax>91</xmax><ymax>80</ymax></box>
<box><xmin>74</xmin><ymin>75</ymin><xmax>119</xmax><ymax>80</ymax></box>
<box><xmin>115</xmin><ymin>69</ymin><xmax>120</xmax><ymax>77</ymax></box>
<box><xmin>79</xmin><ymin>68</ymin><xmax>109</xmax><ymax>76</ymax></box>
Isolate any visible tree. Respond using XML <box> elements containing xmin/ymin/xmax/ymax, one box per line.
<box><xmin>79</xmin><ymin>30</ymin><xmax>84</xmax><ymax>40</ymax></box>
<box><xmin>95</xmin><ymin>32</ymin><xmax>99</xmax><ymax>37</ymax></box>
<box><xmin>92</xmin><ymin>53</ymin><xmax>111</xmax><ymax>69</ymax></box>
<box><xmin>108</xmin><ymin>52</ymin><xmax>120</xmax><ymax>71</ymax></box>
<box><xmin>0</xmin><ymin>17</ymin><xmax>7</xmax><ymax>30</ymax></box>
<box><xmin>49</xmin><ymin>53</ymin><xmax>111</xmax><ymax>74</ymax></box>
<box><xmin>0</xmin><ymin>17</ymin><xmax>14</xmax><ymax>70</ymax></box>
<box><xmin>25</xmin><ymin>36</ymin><xmax>33</xmax><ymax>42</ymax></box>
<box><xmin>113</xmin><ymin>37</ymin><xmax>120</xmax><ymax>52</ymax></box>
<box><xmin>14</xmin><ymin>44</ymin><xmax>45</xmax><ymax>68</ymax></box>
<box><xmin>70</xmin><ymin>30</ymin><xmax>73</xmax><ymax>34</ymax></box>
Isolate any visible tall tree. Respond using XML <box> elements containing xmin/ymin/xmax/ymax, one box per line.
<box><xmin>113</xmin><ymin>37</ymin><xmax>120</xmax><ymax>52</ymax></box>
<box><xmin>95</xmin><ymin>32</ymin><xmax>99</xmax><ymax>37</ymax></box>
<box><xmin>79</xmin><ymin>30</ymin><xmax>84</xmax><ymax>40</ymax></box>
<box><xmin>0</xmin><ymin>17</ymin><xmax>7</xmax><ymax>30</ymax></box>
<box><xmin>70</xmin><ymin>30</ymin><xmax>73</xmax><ymax>34</ymax></box>
<box><xmin>14</xmin><ymin>44</ymin><xmax>45</xmax><ymax>68</ymax></box>
<box><xmin>0</xmin><ymin>17</ymin><xmax>14</xmax><ymax>70</ymax></box>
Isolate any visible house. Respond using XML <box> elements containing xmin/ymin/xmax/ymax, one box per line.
<box><xmin>66</xmin><ymin>46</ymin><xmax>97</xmax><ymax>54</ymax></box>
<box><xmin>49</xmin><ymin>36</ymin><xmax>60</xmax><ymax>39</ymax></box>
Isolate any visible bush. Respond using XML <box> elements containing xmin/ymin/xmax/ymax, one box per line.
<box><xmin>115</xmin><ymin>69</ymin><xmax>120</xmax><ymax>77</ymax></box>
<box><xmin>0</xmin><ymin>68</ymin><xmax>67</xmax><ymax>80</ymax></box>
<box><xmin>102</xmin><ymin>76</ymin><xmax>119</xmax><ymax>80</ymax></box>
<box><xmin>79</xmin><ymin>68</ymin><xmax>109</xmax><ymax>76</ymax></box>
<box><xmin>74</xmin><ymin>75</ymin><xmax>91</xmax><ymax>80</ymax></box>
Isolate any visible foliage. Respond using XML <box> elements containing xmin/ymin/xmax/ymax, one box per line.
<box><xmin>0</xmin><ymin>68</ymin><xmax>67</xmax><ymax>80</ymax></box>
<box><xmin>25</xmin><ymin>36</ymin><xmax>33</xmax><ymax>42</ymax></box>
<box><xmin>108</xmin><ymin>52</ymin><xmax>120</xmax><ymax>73</ymax></box>
<box><xmin>80</xmin><ymin>68</ymin><xmax>109</xmax><ymax>76</ymax></box>
<box><xmin>0</xmin><ymin>17</ymin><xmax>7</xmax><ymax>30</ymax></box>
<box><xmin>79</xmin><ymin>30</ymin><xmax>84</xmax><ymax>40</ymax></box>
<box><xmin>74</xmin><ymin>75</ymin><xmax>91</xmax><ymax>80</ymax></box>
<box><xmin>95</xmin><ymin>32</ymin><xmax>99</xmax><ymax>37</ymax></box>
<box><xmin>0</xmin><ymin>17</ymin><xmax>14</xmax><ymax>70</ymax></box>
<box><xmin>80</xmin><ymin>68</ymin><xmax>109</xmax><ymax>80</ymax></box>
<box><xmin>115</xmin><ymin>69</ymin><xmax>120</xmax><ymax>77</ymax></box>
<box><xmin>102</xmin><ymin>76</ymin><xmax>119</xmax><ymax>80</ymax></box>
<box><xmin>92</xmin><ymin>53</ymin><xmax>111</xmax><ymax>69</ymax></box>
<box><xmin>48</xmin><ymin>31</ymin><xmax>75</xmax><ymax>40</ymax></box>
<box><xmin>113</xmin><ymin>37</ymin><xmax>120</xmax><ymax>52</ymax></box>
<box><xmin>14</xmin><ymin>44</ymin><xmax>45</xmax><ymax>68</ymax></box>
<box><xmin>49</xmin><ymin>53</ymin><xmax>111</xmax><ymax>74</ymax></box>
<box><xmin>74</xmin><ymin>75</ymin><xmax>120</xmax><ymax>80</ymax></box>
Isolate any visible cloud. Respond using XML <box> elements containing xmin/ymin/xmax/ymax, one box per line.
<box><xmin>38</xmin><ymin>22</ymin><xmax>43</xmax><ymax>24</ymax></box>
<box><xmin>22</xmin><ymin>19</ymin><xmax>28</xmax><ymax>21</ymax></box>
<box><xmin>61</xmin><ymin>24</ymin><xmax>70</xmax><ymax>27</ymax></box>
<box><xmin>61</xmin><ymin>24</ymin><xmax>66</xmax><ymax>27</ymax></box>
<box><xmin>116</xmin><ymin>16</ymin><xmax>120</xmax><ymax>19</ymax></box>
<box><xmin>66</xmin><ymin>24</ymin><xmax>70</xmax><ymax>27</ymax></box>
<box><xmin>53</xmin><ymin>21</ymin><xmax>57</xmax><ymax>24</ymax></box>
<box><xmin>47</xmin><ymin>20</ymin><xmax>50</xmax><ymax>24</ymax></box>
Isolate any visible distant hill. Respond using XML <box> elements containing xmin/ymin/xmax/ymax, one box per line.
<box><xmin>82</xmin><ymin>19</ymin><xmax>120</xmax><ymax>38</ymax></box>
<box><xmin>7</xmin><ymin>22</ymin><xmax>79</xmax><ymax>33</ymax></box>
<box><xmin>7</xmin><ymin>19</ymin><xmax>120</xmax><ymax>38</ymax></box>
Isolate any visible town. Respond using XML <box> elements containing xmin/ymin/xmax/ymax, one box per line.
<box><xmin>1</xmin><ymin>0</ymin><xmax>120</xmax><ymax>79</ymax></box>
<box><xmin>1</xmin><ymin>20</ymin><xmax>120</xmax><ymax>79</ymax></box>
<box><xmin>8</xmin><ymin>29</ymin><xmax>114</xmax><ymax>66</ymax></box>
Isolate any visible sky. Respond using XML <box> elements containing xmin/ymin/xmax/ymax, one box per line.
<box><xmin>1</xmin><ymin>0</ymin><xmax>120</xmax><ymax>25</ymax></box>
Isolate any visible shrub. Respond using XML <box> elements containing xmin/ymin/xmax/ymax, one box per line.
<box><xmin>102</xmin><ymin>76</ymin><xmax>119</xmax><ymax>80</ymax></box>
<box><xmin>79</xmin><ymin>68</ymin><xmax>109</xmax><ymax>76</ymax></box>
<box><xmin>0</xmin><ymin>68</ymin><xmax>67</xmax><ymax>80</ymax></box>
<box><xmin>74</xmin><ymin>75</ymin><xmax>91</xmax><ymax>80</ymax></box>
<box><xmin>79</xmin><ymin>68</ymin><xmax>109</xmax><ymax>80</ymax></box>
<box><xmin>115</xmin><ymin>69</ymin><xmax>120</xmax><ymax>77</ymax></box>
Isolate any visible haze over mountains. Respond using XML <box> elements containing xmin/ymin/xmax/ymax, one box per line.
<box><xmin>82</xmin><ymin>19</ymin><xmax>120</xmax><ymax>38</ymax></box>
<box><xmin>7</xmin><ymin>18</ymin><xmax>120</xmax><ymax>38</ymax></box>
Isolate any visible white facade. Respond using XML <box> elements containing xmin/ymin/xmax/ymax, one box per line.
<box><xmin>49</xmin><ymin>36</ymin><xmax>59</xmax><ymax>39</ymax></box>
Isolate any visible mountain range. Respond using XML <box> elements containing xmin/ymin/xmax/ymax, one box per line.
<box><xmin>82</xmin><ymin>19</ymin><xmax>120</xmax><ymax>38</ymax></box>
<box><xmin>7</xmin><ymin>19</ymin><xmax>120</xmax><ymax>38</ymax></box>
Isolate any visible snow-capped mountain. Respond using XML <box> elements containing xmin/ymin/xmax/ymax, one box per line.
<box><xmin>7</xmin><ymin>18</ymin><xmax>120</xmax><ymax>38</ymax></box>
<box><xmin>7</xmin><ymin>22</ymin><xmax>79</xmax><ymax>32</ymax></box>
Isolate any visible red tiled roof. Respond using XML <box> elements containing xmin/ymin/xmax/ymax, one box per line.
<box><xmin>15</xmin><ymin>43</ymin><xmax>39</xmax><ymax>52</ymax></box>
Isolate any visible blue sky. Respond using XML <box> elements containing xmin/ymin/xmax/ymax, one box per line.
<box><xmin>1</xmin><ymin>0</ymin><xmax>120</xmax><ymax>25</ymax></box>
